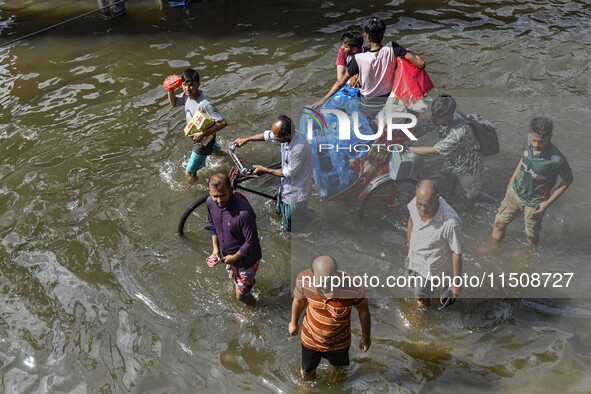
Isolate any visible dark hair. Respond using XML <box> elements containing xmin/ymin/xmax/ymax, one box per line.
<box><xmin>340</xmin><ymin>31</ymin><xmax>353</xmax><ymax>43</ymax></box>
<box><xmin>362</xmin><ymin>17</ymin><xmax>386</xmax><ymax>44</ymax></box>
<box><xmin>276</xmin><ymin>115</ymin><xmax>294</xmax><ymax>137</ymax></box>
<box><xmin>208</xmin><ymin>173</ymin><xmax>231</xmax><ymax>190</ymax></box>
<box><xmin>431</xmin><ymin>93</ymin><xmax>456</xmax><ymax>117</ymax></box>
<box><xmin>341</xmin><ymin>31</ymin><xmax>364</xmax><ymax>49</ymax></box>
<box><xmin>529</xmin><ymin>117</ymin><xmax>553</xmax><ymax>137</ymax></box>
<box><xmin>181</xmin><ymin>68</ymin><xmax>200</xmax><ymax>84</ymax></box>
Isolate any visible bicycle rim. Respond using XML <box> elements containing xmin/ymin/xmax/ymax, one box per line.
<box><xmin>178</xmin><ymin>195</ymin><xmax>209</xmax><ymax>236</ymax></box>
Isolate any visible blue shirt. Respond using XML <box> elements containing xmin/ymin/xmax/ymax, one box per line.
<box><xmin>206</xmin><ymin>194</ymin><xmax>262</xmax><ymax>269</ymax></box>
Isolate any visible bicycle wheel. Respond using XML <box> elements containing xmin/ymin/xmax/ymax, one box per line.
<box><xmin>178</xmin><ymin>195</ymin><xmax>209</xmax><ymax>236</ymax></box>
<box><xmin>358</xmin><ymin>179</ymin><xmax>417</xmax><ymax>220</ymax></box>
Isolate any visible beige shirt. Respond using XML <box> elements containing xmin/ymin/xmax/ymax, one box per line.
<box><xmin>406</xmin><ymin>196</ymin><xmax>462</xmax><ymax>279</ymax></box>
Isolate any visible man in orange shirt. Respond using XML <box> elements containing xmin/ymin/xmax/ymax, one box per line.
<box><xmin>289</xmin><ymin>256</ymin><xmax>371</xmax><ymax>379</ymax></box>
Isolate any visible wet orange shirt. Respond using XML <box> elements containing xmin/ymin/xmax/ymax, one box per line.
<box><xmin>294</xmin><ymin>269</ymin><xmax>369</xmax><ymax>353</ymax></box>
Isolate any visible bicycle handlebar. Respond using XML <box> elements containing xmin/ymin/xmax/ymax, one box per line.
<box><xmin>229</xmin><ymin>143</ymin><xmax>255</xmax><ymax>175</ymax></box>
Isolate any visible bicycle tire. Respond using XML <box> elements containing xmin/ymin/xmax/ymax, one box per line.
<box><xmin>178</xmin><ymin>195</ymin><xmax>209</xmax><ymax>236</ymax></box>
<box><xmin>358</xmin><ymin>179</ymin><xmax>417</xmax><ymax>220</ymax></box>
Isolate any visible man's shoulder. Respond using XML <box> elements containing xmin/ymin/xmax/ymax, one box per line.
<box><xmin>385</xmin><ymin>41</ymin><xmax>405</xmax><ymax>53</ymax></box>
<box><xmin>291</xmin><ymin>131</ymin><xmax>313</xmax><ymax>152</ymax></box>
<box><xmin>334</xmin><ymin>271</ymin><xmax>368</xmax><ymax>302</ymax></box>
<box><xmin>205</xmin><ymin>195</ymin><xmax>217</xmax><ymax>212</ymax></box>
<box><xmin>175</xmin><ymin>92</ymin><xmax>187</xmax><ymax>105</ymax></box>
<box><xmin>297</xmin><ymin>269</ymin><xmax>313</xmax><ymax>280</ymax></box>
<box><xmin>355</xmin><ymin>49</ymin><xmax>374</xmax><ymax>59</ymax></box>
<box><xmin>339</xmin><ymin>270</ymin><xmax>361</xmax><ymax>285</ymax></box>
<box><xmin>194</xmin><ymin>92</ymin><xmax>214</xmax><ymax>106</ymax></box>
<box><xmin>336</xmin><ymin>47</ymin><xmax>347</xmax><ymax>64</ymax></box>
<box><xmin>295</xmin><ymin>130</ymin><xmax>311</xmax><ymax>145</ymax></box>
<box><xmin>407</xmin><ymin>196</ymin><xmax>419</xmax><ymax>220</ymax></box>
<box><xmin>194</xmin><ymin>92</ymin><xmax>223</xmax><ymax>113</ymax></box>
<box><xmin>233</xmin><ymin>195</ymin><xmax>255</xmax><ymax>213</ymax></box>
<box><xmin>547</xmin><ymin>143</ymin><xmax>568</xmax><ymax>163</ymax></box>
<box><xmin>450</xmin><ymin>124</ymin><xmax>473</xmax><ymax>140</ymax></box>
<box><xmin>448</xmin><ymin>112</ymin><xmax>471</xmax><ymax>132</ymax></box>
<box><xmin>439</xmin><ymin>197</ymin><xmax>462</xmax><ymax>226</ymax></box>
<box><xmin>295</xmin><ymin>269</ymin><xmax>314</xmax><ymax>292</ymax></box>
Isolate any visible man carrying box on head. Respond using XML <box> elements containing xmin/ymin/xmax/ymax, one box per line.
<box><xmin>164</xmin><ymin>68</ymin><xmax>229</xmax><ymax>182</ymax></box>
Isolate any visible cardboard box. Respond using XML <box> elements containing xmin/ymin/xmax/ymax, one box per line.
<box><xmin>184</xmin><ymin>110</ymin><xmax>215</xmax><ymax>138</ymax></box>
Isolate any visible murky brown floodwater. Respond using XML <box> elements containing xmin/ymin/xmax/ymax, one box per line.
<box><xmin>1</xmin><ymin>0</ymin><xmax>591</xmax><ymax>392</ymax></box>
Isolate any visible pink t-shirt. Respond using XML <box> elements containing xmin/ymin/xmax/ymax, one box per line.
<box><xmin>352</xmin><ymin>42</ymin><xmax>407</xmax><ymax>97</ymax></box>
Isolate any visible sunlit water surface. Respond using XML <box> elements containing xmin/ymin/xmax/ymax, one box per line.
<box><xmin>1</xmin><ymin>0</ymin><xmax>590</xmax><ymax>392</ymax></box>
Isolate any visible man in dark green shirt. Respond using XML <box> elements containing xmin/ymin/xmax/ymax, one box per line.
<box><xmin>487</xmin><ymin>117</ymin><xmax>573</xmax><ymax>246</ymax></box>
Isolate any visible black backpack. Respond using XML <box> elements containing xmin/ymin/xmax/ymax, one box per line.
<box><xmin>450</xmin><ymin>112</ymin><xmax>500</xmax><ymax>156</ymax></box>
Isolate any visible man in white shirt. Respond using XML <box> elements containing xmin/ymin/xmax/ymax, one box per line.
<box><xmin>234</xmin><ymin>115</ymin><xmax>313</xmax><ymax>232</ymax></box>
<box><xmin>406</xmin><ymin>179</ymin><xmax>463</xmax><ymax>307</ymax></box>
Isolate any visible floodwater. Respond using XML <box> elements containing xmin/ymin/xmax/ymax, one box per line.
<box><xmin>1</xmin><ymin>0</ymin><xmax>591</xmax><ymax>392</ymax></box>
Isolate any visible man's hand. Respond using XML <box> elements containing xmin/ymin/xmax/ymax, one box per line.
<box><xmin>252</xmin><ymin>165</ymin><xmax>268</xmax><ymax>175</ymax></box>
<box><xmin>414</xmin><ymin>53</ymin><xmax>424</xmax><ymax>65</ymax></box>
<box><xmin>535</xmin><ymin>200</ymin><xmax>551</xmax><ymax>214</ymax></box>
<box><xmin>234</xmin><ymin>137</ymin><xmax>249</xmax><ymax>147</ymax></box>
<box><xmin>359</xmin><ymin>336</ymin><xmax>371</xmax><ymax>352</ymax></box>
<box><xmin>213</xmin><ymin>248</ymin><xmax>222</xmax><ymax>260</ymax></box>
<box><xmin>311</xmin><ymin>99</ymin><xmax>325</xmax><ymax>109</ymax></box>
<box><xmin>191</xmin><ymin>132</ymin><xmax>205</xmax><ymax>142</ymax></box>
<box><xmin>224</xmin><ymin>253</ymin><xmax>239</xmax><ymax>266</ymax></box>
<box><xmin>450</xmin><ymin>285</ymin><xmax>462</xmax><ymax>298</ymax></box>
<box><xmin>289</xmin><ymin>321</ymin><xmax>299</xmax><ymax>336</ymax></box>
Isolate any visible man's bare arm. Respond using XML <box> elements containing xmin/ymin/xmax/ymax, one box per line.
<box><xmin>289</xmin><ymin>298</ymin><xmax>307</xmax><ymax>335</ymax></box>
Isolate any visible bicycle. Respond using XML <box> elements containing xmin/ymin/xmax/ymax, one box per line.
<box><xmin>178</xmin><ymin>135</ymin><xmax>419</xmax><ymax>237</ymax></box>
<box><xmin>178</xmin><ymin>144</ymin><xmax>280</xmax><ymax>236</ymax></box>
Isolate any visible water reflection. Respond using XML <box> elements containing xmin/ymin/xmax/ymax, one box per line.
<box><xmin>1</xmin><ymin>0</ymin><xmax>591</xmax><ymax>392</ymax></box>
